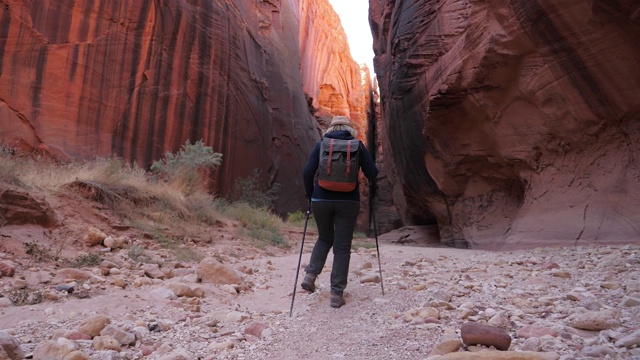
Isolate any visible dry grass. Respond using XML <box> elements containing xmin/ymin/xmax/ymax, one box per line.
<box><xmin>224</xmin><ymin>202</ymin><xmax>287</xmax><ymax>247</ymax></box>
<box><xmin>0</xmin><ymin>147</ymin><xmax>290</xmax><ymax>259</ymax></box>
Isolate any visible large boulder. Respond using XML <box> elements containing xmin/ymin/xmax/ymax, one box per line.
<box><xmin>196</xmin><ymin>258</ymin><xmax>246</xmax><ymax>288</ymax></box>
<box><xmin>0</xmin><ymin>332</ymin><xmax>24</xmax><ymax>360</ymax></box>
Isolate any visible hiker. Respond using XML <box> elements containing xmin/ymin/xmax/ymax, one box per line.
<box><xmin>301</xmin><ymin>115</ymin><xmax>378</xmax><ymax>308</ymax></box>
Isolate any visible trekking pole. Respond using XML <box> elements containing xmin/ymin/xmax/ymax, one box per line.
<box><xmin>289</xmin><ymin>200</ymin><xmax>312</xmax><ymax>317</ymax></box>
<box><xmin>369</xmin><ymin>181</ymin><xmax>384</xmax><ymax>295</ymax></box>
<box><xmin>371</xmin><ymin>203</ymin><xmax>385</xmax><ymax>296</ymax></box>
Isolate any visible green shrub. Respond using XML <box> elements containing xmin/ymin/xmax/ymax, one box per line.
<box><xmin>354</xmin><ymin>231</ymin><xmax>368</xmax><ymax>239</ymax></box>
<box><xmin>352</xmin><ymin>241</ymin><xmax>377</xmax><ymax>251</ymax></box>
<box><xmin>67</xmin><ymin>252</ymin><xmax>102</xmax><ymax>268</ymax></box>
<box><xmin>129</xmin><ymin>244</ymin><xmax>150</xmax><ymax>262</ymax></box>
<box><xmin>151</xmin><ymin>139</ymin><xmax>222</xmax><ymax>194</ymax></box>
<box><xmin>226</xmin><ymin>202</ymin><xmax>286</xmax><ymax>247</ymax></box>
<box><xmin>229</xmin><ymin>169</ymin><xmax>280</xmax><ymax>209</ymax></box>
<box><xmin>286</xmin><ymin>210</ymin><xmax>307</xmax><ymax>223</ymax></box>
<box><xmin>186</xmin><ymin>192</ymin><xmax>222</xmax><ymax>225</ymax></box>
<box><xmin>286</xmin><ymin>210</ymin><xmax>316</xmax><ymax>229</ymax></box>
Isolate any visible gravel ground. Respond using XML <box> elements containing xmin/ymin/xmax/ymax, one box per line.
<box><xmin>2</xmin><ymin>240</ymin><xmax>640</xmax><ymax>360</ymax></box>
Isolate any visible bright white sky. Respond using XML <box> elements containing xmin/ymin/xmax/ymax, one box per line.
<box><xmin>328</xmin><ymin>0</ymin><xmax>375</xmax><ymax>71</ymax></box>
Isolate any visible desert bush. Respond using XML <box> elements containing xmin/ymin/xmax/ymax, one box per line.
<box><xmin>286</xmin><ymin>210</ymin><xmax>307</xmax><ymax>223</ymax></box>
<box><xmin>128</xmin><ymin>244</ymin><xmax>152</xmax><ymax>263</ymax></box>
<box><xmin>151</xmin><ymin>139</ymin><xmax>222</xmax><ymax>195</ymax></box>
<box><xmin>352</xmin><ymin>241</ymin><xmax>377</xmax><ymax>251</ymax></box>
<box><xmin>24</xmin><ymin>242</ymin><xmax>56</xmax><ymax>262</ymax></box>
<box><xmin>354</xmin><ymin>231</ymin><xmax>368</xmax><ymax>239</ymax></box>
<box><xmin>226</xmin><ymin>202</ymin><xmax>286</xmax><ymax>247</ymax></box>
<box><xmin>185</xmin><ymin>191</ymin><xmax>223</xmax><ymax>225</ymax></box>
<box><xmin>229</xmin><ymin>169</ymin><xmax>280</xmax><ymax>209</ymax></box>
<box><xmin>286</xmin><ymin>210</ymin><xmax>316</xmax><ymax>229</ymax></box>
<box><xmin>66</xmin><ymin>252</ymin><xmax>102</xmax><ymax>268</ymax></box>
<box><xmin>5</xmin><ymin>289</ymin><xmax>44</xmax><ymax>306</ymax></box>
<box><xmin>0</xmin><ymin>146</ymin><xmax>22</xmax><ymax>185</ymax></box>
<box><xmin>82</xmin><ymin>157</ymin><xmax>145</xmax><ymax>186</ymax></box>
<box><xmin>172</xmin><ymin>246</ymin><xmax>205</xmax><ymax>263</ymax></box>
<box><xmin>63</xmin><ymin>156</ymin><xmax>205</xmax><ymax>223</ymax></box>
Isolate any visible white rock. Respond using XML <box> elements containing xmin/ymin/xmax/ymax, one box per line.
<box><xmin>615</xmin><ymin>329</ymin><xmax>640</xmax><ymax>348</ymax></box>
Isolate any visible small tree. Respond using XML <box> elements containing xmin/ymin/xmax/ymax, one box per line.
<box><xmin>151</xmin><ymin>139</ymin><xmax>222</xmax><ymax>194</ymax></box>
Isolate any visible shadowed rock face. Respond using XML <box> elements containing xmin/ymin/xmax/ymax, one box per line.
<box><xmin>0</xmin><ymin>185</ymin><xmax>56</xmax><ymax>227</ymax></box>
<box><xmin>0</xmin><ymin>0</ymin><xmax>364</xmax><ymax>214</ymax></box>
<box><xmin>371</xmin><ymin>0</ymin><xmax>640</xmax><ymax>249</ymax></box>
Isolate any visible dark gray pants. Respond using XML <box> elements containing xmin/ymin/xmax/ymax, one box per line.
<box><xmin>305</xmin><ymin>200</ymin><xmax>360</xmax><ymax>296</ymax></box>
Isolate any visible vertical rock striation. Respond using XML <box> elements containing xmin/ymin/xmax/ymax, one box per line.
<box><xmin>371</xmin><ymin>0</ymin><xmax>640</xmax><ymax>248</ymax></box>
<box><xmin>298</xmin><ymin>0</ymin><xmax>368</xmax><ymax>132</ymax></box>
<box><xmin>0</xmin><ymin>0</ymin><xmax>366</xmax><ymax>215</ymax></box>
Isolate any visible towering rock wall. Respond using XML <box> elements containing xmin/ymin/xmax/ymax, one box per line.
<box><xmin>0</xmin><ymin>0</ymin><xmax>364</xmax><ymax>215</ymax></box>
<box><xmin>371</xmin><ymin>0</ymin><xmax>640</xmax><ymax>249</ymax></box>
<box><xmin>298</xmin><ymin>0</ymin><xmax>368</xmax><ymax>132</ymax></box>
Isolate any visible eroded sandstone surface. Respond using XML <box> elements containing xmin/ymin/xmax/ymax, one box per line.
<box><xmin>370</xmin><ymin>0</ymin><xmax>640</xmax><ymax>248</ymax></box>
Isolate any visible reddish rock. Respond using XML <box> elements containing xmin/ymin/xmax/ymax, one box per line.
<box><xmin>370</xmin><ymin>0</ymin><xmax>640</xmax><ymax>248</ymax></box>
<box><xmin>196</xmin><ymin>258</ymin><xmax>246</xmax><ymax>287</ymax></box>
<box><xmin>140</xmin><ymin>345</ymin><xmax>154</xmax><ymax>356</ymax></box>
<box><xmin>78</xmin><ymin>315</ymin><xmax>111</xmax><ymax>338</ymax></box>
<box><xmin>517</xmin><ymin>325</ymin><xmax>559</xmax><ymax>339</ymax></box>
<box><xmin>244</xmin><ymin>321</ymin><xmax>270</xmax><ymax>339</ymax></box>
<box><xmin>0</xmin><ymin>262</ymin><xmax>16</xmax><ymax>277</ymax></box>
<box><xmin>0</xmin><ymin>332</ymin><xmax>25</xmax><ymax>360</ymax></box>
<box><xmin>57</xmin><ymin>268</ymin><xmax>92</xmax><ymax>281</ymax></box>
<box><xmin>65</xmin><ymin>331</ymin><xmax>92</xmax><ymax>341</ymax></box>
<box><xmin>0</xmin><ymin>185</ymin><xmax>56</xmax><ymax>227</ymax></box>
<box><xmin>460</xmin><ymin>322</ymin><xmax>512</xmax><ymax>351</ymax></box>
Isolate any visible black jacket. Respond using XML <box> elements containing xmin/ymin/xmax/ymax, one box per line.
<box><xmin>303</xmin><ymin>130</ymin><xmax>378</xmax><ymax>202</ymax></box>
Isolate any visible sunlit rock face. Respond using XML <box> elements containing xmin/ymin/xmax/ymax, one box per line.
<box><xmin>0</xmin><ymin>0</ymin><xmax>367</xmax><ymax>214</ymax></box>
<box><xmin>371</xmin><ymin>0</ymin><xmax>640</xmax><ymax>249</ymax></box>
<box><xmin>298</xmin><ymin>0</ymin><xmax>368</xmax><ymax>132</ymax></box>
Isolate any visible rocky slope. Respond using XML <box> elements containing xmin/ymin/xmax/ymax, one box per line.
<box><xmin>370</xmin><ymin>0</ymin><xmax>640</xmax><ymax>248</ymax></box>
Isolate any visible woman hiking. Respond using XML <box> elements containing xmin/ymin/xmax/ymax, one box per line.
<box><xmin>301</xmin><ymin>115</ymin><xmax>378</xmax><ymax>308</ymax></box>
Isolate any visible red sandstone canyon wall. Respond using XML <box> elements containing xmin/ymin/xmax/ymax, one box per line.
<box><xmin>298</xmin><ymin>0</ymin><xmax>368</xmax><ymax>133</ymax></box>
<box><xmin>0</xmin><ymin>0</ymin><xmax>365</xmax><ymax>215</ymax></box>
<box><xmin>371</xmin><ymin>0</ymin><xmax>640</xmax><ymax>249</ymax></box>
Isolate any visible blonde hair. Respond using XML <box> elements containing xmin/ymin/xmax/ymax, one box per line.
<box><xmin>325</xmin><ymin>124</ymin><xmax>358</xmax><ymax>137</ymax></box>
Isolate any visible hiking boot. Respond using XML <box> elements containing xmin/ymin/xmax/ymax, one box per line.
<box><xmin>330</xmin><ymin>294</ymin><xmax>345</xmax><ymax>308</ymax></box>
<box><xmin>301</xmin><ymin>273</ymin><xmax>316</xmax><ymax>292</ymax></box>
